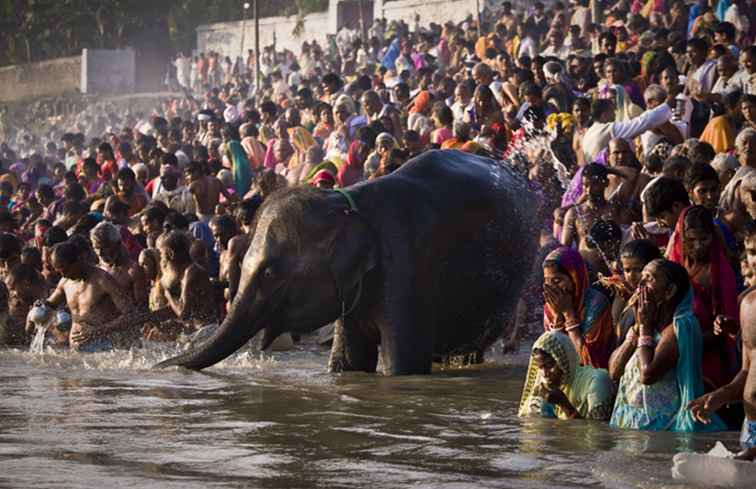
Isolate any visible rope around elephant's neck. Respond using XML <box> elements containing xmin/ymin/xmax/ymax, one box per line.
<box><xmin>333</xmin><ymin>188</ymin><xmax>358</xmax><ymax>214</ymax></box>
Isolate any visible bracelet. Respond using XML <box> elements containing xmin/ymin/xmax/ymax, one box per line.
<box><xmin>638</xmin><ymin>335</ymin><xmax>656</xmax><ymax>348</ymax></box>
<box><xmin>565</xmin><ymin>321</ymin><xmax>582</xmax><ymax>332</ymax></box>
<box><xmin>550</xmin><ymin>324</ymin><xmax>565</xmax><ymax>332</ymax></box>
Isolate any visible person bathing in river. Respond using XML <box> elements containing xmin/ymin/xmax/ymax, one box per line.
<box><xmin>223</xmin><ymin>197</ymin><xmax>261</xmax><ymax>308</ymax></box>
<box><xmin>609</xmin><ymin>259</ymin><xmax>727</xmax><ymax>432</ymax></box>
<box><xmin>90</xmin><ymin>222</ymin><xmax>148</xmax><ymax>308</ymax></box>
<box><xmin>561</xmin><ymin>163</ymin><xmax>622</xmax><ymax>279</ymax></box>
<box><xmin>0</xmin><ymin>264</ymin><xmax>50</xmax><ymax>346</ymax></box>
<box><xmin>542</xmin><ymin>247</ymin><xmax>615</xmax><ymax>369</ymax></box>
<box><xmin>689</xmin><ymin>223</ymin><xmax>756</xmax><ymax>460</ymax></box>
<box><xmin>519</xmin><ymin>331</ymin><xmax>615</xmax><ymax>420</ymax></box>
<box><xmin>666</xmin><ymin>206</ymin><xmax>740</xmax><ymax>391</ymax></box>
<box><xmin>44</xmin><ymin>241</ymin><xmax>142</xmax><ymax>351</ymax></box>
<box><xmin>157</xmin><ymin>231</ymin><xmax>219</xmax><ymax>334</ymax></box>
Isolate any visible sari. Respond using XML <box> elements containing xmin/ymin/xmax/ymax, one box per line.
<box><xmin>241</xmin><ymin>136</ymin><xmax>266</xmax><ymax>171</ymax></box>
<box><xmin>699</xmin><ymin>115</ymin><xmax>735</xmax><ymax>154</ymax></box>
<box><xmin>610</xmin><ymin>287</ymin><xmax>728</xmax><ymax>432</ymax></box>
<box><xmin>666</xmin><ymin>206</ymin><xmax>739</xmax><ymax>389</ymax></box>
<box><xmin>225</xmin><ymin>140</ymin><xmax>252</xmax><ymax>196</ymax></box>
<box><xmin>338</xmin><ymin>140</ymin><xmax>367</xmax><ymax>187</ymax></box>
<box><xmin>543</xmin><ymin>247</ymin><xmax>616</xmax><ymax>369</ymax></box>
<box><xmin>519</xmin><ymin>331</ymin><xmax>616</xmax><ymax>420</ymax></box>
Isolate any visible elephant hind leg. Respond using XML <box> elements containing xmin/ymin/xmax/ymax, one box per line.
<box><xmin>328</xmin><ymin>317</ymin><xmax>378</xmax><ymax>373</ymax></box>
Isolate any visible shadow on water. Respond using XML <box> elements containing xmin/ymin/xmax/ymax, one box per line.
<box><xmin>0</xmin><ymin>345</ymin><xmax>742</xmax><ymax>489</ymax></box>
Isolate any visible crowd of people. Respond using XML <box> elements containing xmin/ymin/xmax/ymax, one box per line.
<box><xmin>2</xmin><ymin>0</ymin><xmax>756</xmax><ymax>462</ymax></box>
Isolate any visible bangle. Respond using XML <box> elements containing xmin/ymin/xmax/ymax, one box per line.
<box><xmin>550</xmin><ymin>324</ymin><xmax>565</xmax><ymax>332</ymax></box>
<box><xmin>565</xmin><ymin>321</ymin><xmax>581</xmax><ymax>332</ymax></box>
<box><xmin>638</xmin><ymin>335</ymin><xmax>656</xmax><ymax>348</ymax></box>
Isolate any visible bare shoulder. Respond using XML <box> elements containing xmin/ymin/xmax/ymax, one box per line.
<box><xmin>228</xmin><ymin>235</ymin><xmax>250</xmax><ymax>256</ymax></box>
<box><xmin>742</xmin><ymin>289</ymin><xmax>756</xmax><ymax>347</ymax></box>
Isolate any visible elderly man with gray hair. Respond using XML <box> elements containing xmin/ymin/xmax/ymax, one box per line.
<box><xmin>639</xmin><ymin>84</ymin><xmax>685</xmax><ymax>157</ymax></box>
<box><xmin>90</xmin><ymin>221</ymin><xmax>148</xmax><ymax>307</ymax></box>
<box><xmin>736</xmin><ymin>127</ymin><xmax>756</xmax><ymax>168</ymax></box>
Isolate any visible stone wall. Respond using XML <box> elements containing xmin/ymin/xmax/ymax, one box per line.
<box><xmin>376</xmin><ymin>0</ymin><xmax>481</xmax><ymax>27</ymax></box>
<box><xmin>0</xmin><ymin>56</ymin><xmax>81</xmax><ymax>102</ymax></box>
<box><xmin>197</xmin><ymin>12</ymin><xmax>331</xmax><ymax>59</ymax></box>
<box><xmin>81</xmin><ymin>48</ymin><xmax>136</xmax><ymax>95</ymax></box>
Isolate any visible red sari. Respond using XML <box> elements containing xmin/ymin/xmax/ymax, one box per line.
<box><xmin>666</xmin><ymin>207</ymin><xmax>739</xmax><ymax>389</ymax></box>
<box><xmin>543</xmin><ymin>247</ymin><xmax>615</xmax><ymax>368</ymax></box>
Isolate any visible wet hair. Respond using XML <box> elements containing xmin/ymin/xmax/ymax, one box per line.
<box><xmin>648</xmin><ymin>258</ymin><xmax>691</xmax><ymax>308</ymax></box>
<box><xmin>683</xmin><ymin>162</ymin><xmax>719</xmax><ymax>192</ymax></box>
<box><xmin>236</xmin><ymin>196</ymin><xmax>263</xmax><ymax>226</ymax></box>
<box><xmin>683</xmin><ymin>205</ymin><xmax>714</xmax><ymax>234</ymax></box>
<box><xmin>43</xmin><ymin>226</ymin><xmax>68</xmax><ymax>248</ymax></box>
<box><xmin>7</xmin><ymin>262</ymin><xmax>40</xmax><ymax>284</ymax></box>
<box><xmin>161</xmin><ymin>152</ymin><xmax>179</xmax><ymax>167</ymax></box>
<box><xmin>0</xmin><ymin>233</ymin><xmax>21</xmax><ymax>260</ymax></box>
<box><xmin>582</xmin><ymin>162</ymin><xmax>609</xmax><ymax>181</ymax></box>
<box><xmin>186</xmin><ymin>160</ymin><xmax>205</xmax><ymax>176</ymax></box>
<box><xmin>143</xmin><ymin>205</ymin><xmax>167</xmax><ymax>225</ymax></box>
<box><xmin>687</xmin><ymin>37</ymin><xmax>709</xmax><ymax>53</ymax></box>
<box><xmin>51</xmin><ymin>241</ymin><xmax>80</xmax><ymax>265</ymax></box>
<box><xmin>620</xmin><ymin>239</ymin><xmax>662</xmax><ymax>262</ymax></box>
<box><xmin>433</xmin><ymin>102</ymin><xmax>454</xmax><ymax>126</ymax></box>
<box><xmin>70</xmin><ymin>214</ymin><xmax>100</xmax><ymax>237</ymax></box>
<box><xmin>688</xmin><ymin>141</ymin><xmax>716</xmax><ymax>165</ymax></box>
<box><xmin>643</xmin><ymin>177</ymin><xmax>690</xmax><ymax>218</ymax></box>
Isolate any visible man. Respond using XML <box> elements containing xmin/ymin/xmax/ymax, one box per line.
<box><xmin>2</xmin><ymin>263</ymin><xmax>48</xmax><ymax>346</ymax></box>
<box><xmin>561</xmin><ymin>163</ymin><xmax>621</xmax><ymax>275</ymax></box>
<box><xmin>186</xmin><ymin>162</ymin><xmax>234</xmax><ymax>223</ymax></box>
<box><xmin>686</xmin><ymin>37</ymin><xmax>717</xmax><ymax>98</ymax></box>
<box><xmin>210</xmin><ymin>214</ymin><xmax>239</xmax><ymax>307</ymax></box>
<box><xmin>224</xmin><ymin>197</ymin><xmax>261</xmax><ymax>306</ymax></box>
<box><xmin>157</xmin><ymin>231</ymin><xmax>218</xmax><ymax>330</ymax></box>
<box><xmin>140</xmin><ymin>205</ymin><xmax>167</xmax><ymax>249</ymax></box>
<box><xmin>115</xmin><ymin>168</ymin><xmax>147</xmax><ymax>217</ymax></box>
<box><xmin>582</xmin><ymin>98</ymin><xmax>672</xmax><ymax>163</ymax></box>
<box><xmin>361</xmin><ymin>90</ymin><xmax>384</xmax><ymax>124</ymax></box>
<box><xmin>639</xmin><ymin>84</ymin><xmax>684</xmax><ymax>157</ymax></box>
<box><xmin>605</xmin><ymin>138</ymin><xmax>647</xmax><ymax>225</ymax></box>
<box><xmin>643</xmin><ymin>176</ymin><xmax>691</xmax><ymax>231</ymax></box>
<box><xmin>45</xmin><ymin>242</ymin><xmax>139</xmax><ymax>351</ymax></box>
<box><xmin>153</xmin><ymin>164</ymin><xmax>194</xmax><ymax>215</ymax></box>
<box><xmin>90</xmin><ymin>221</ymin><xmax>148</xmax><ymax>307</ymax></box>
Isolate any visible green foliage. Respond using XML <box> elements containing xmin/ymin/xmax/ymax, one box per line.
<box><xmin>0</xmin><ymin>0</ymin><xmax>329</xmax><ymax>67</ymax></box>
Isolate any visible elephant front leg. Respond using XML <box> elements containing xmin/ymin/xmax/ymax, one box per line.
<box><xmin>328</xmin><ymin>316</ymin><xmax>378</xmax><ymax>373</ymax></box>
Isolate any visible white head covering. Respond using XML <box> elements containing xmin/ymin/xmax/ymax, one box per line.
<box><xmin>223</xmin><ymin>105</ymin><xmax>240</xmax><ymax>124</ymax></box>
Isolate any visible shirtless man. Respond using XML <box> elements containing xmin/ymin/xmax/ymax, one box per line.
<box><xmin>44</xmin><ymin>241</ymin><xmax>135</xmax><ymax>351</ymax></box>
<box><xmin>115</xmin><ymin>168</ymin><xmax>148</xmax><ymax>217</ymax></box>
<box><xmin>3</xmin><ymin>264</ymin><xmax>49</xmax><ymax>346</ymax></box>
<box><xmin>90</xmin><ymin>221</ymin><xmax>148</xmax><ymax>307</ymax></box>
<box><xmin>224</xmin><ymin>197</ymin><xmax>262</xmax><ymax>307</ymax></box>
<box><xmin>561</xmin><ymin>163</ymin><xmax>621</xmax><ymax>274</ymax></box>
<box><xmin>186</xmin><ymin>161</ymin><xmax>235</xmax><ymax>222</ymax></box>
<box><xmin>211</xmin><ymin>214</ymin><xmax>238</xmax><ymax>299</ymax></box>
<box><xmin>689</xmin><ymin>222</ymin><xmax>756</xmax><ymax>460</ymax></box>
<box><xmin>605</xmin><ymin>138</ymin><xmax>648</xmax><ymax>225</ymax></box>
<box><xmin>157</xmin><ymin>231</ymin><xmax>218</xmax><ymax>331</ymax></box>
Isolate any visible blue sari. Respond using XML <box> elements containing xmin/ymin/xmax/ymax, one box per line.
<box><xmin>610</xmin><ymin>288</ymin><xmax>727</xmax><ymax>432</ymax></box>
<box><xmin>227</xmin><ymin>139</ymin><xmax>252</xmax><ymax>196</ymax></box>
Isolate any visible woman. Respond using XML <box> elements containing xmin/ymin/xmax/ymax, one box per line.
<box><xmin>430</xmin><ymin>102</ymin><xmax>454</xmax><ymax>146</ymax></box>
<box><xmin>542</xmin><ymin>247</ymin><xmax>615</xmax><ymax>369</ymax></box>
<box><xmin>471</xmin><ymin>85</ymin><xmax>508</xmax><ymax>152</ymax></box>
<box><xmin>519</xmin><ymin>331</ymin><xmax>616</xmax><ymax>420</ymax></box>
<box><xmin>407</xmin><ymin>90</ymin><xmax>434</xmax><ymax>144</ymax></box>
<box><xmin>610</xmin><ymin>259</ymin><xmax>727</xmax><ymax>432</ymax></box>
<box><xmin>364</xmin><ymin>132</ymin><xmax>396</xmax><ymax>179</ymax></box>
<box><xmin>666</xmin><ymin>205</ymin><xmax>739</xmax><ymax>390</ymax></box>
<box><xmin>221</xmin><ymin>126</ymin><xmax>252</xmax><ymax>197</ymax></box>
<box><xmin>605</xmin><ymin>239</ymin><xmax>663</xmax><ymax>352</ymax></box>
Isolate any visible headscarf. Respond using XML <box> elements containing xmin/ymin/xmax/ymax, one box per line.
<box><xmin>518</xmin><ymin>331</ymin><xmax>615</xmax><ymax>420</ymax></box>
<box><xmin>338</xmin><ymin>140</ymin><xmax>367</xmax><ymax>187</ymax></box>
<box><xmin>543</xmin><ymin>247</ymin><xmax>615</xmax><ymax>368</ymax></box>
<box><xmin>666</xmin><ymin>206</ymin><xmax>739</xmax><ymax>387</ymax></box>
<box><xmin>410</xmin><ymin>91</ymin><xmax>432</xmax><ymax>114</ymax></box>
<box><xmin>311</xmin><ymin>169</ymin><xmax>336</xmax><ymax>186</ymax></box>
<box><xmin>226</xmin><ymin>139</ymin><xmax>252</xmax><ymax>196</ymax></box>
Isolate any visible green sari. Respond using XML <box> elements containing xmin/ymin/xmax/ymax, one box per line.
<box><xmin>519</xmin><ymin>331</ymin><xmax>616</xmax><ymax>421</ymax></box>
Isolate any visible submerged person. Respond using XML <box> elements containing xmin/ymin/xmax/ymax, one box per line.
<box><xmin>519</xmin><ymin>331</ymin><xmax>615</xmax><ymax>420</ymax></box>
<box><xmin>542</xmin><ymin>246</ymin><xmax>615</xmax><ymax>369</ymax></box>
<box><xmin>610</xmin><ymin>259</ymin><xmax>727</xmax><ymax>432</ymax></box>
<box><xmin>666</xmin><ymin>205</ymin><xmax>739</xmax><ymax>390</ymax></box>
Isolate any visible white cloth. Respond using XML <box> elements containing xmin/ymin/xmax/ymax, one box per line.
<box><xmin>517</xmin><ymin>37</ymin><xmax>538</xmax><ymax>59</ymax></box>
<box><xmin>725</xmin><ymin>4</ymin><xmax>750</xmax><ymax>34</ymax></box>
<box><xmin>583</xmin><ymin>103</ymin><xmax>672</xmax><ymax>161</ymax></box>
<box><xmin>690</xmin><ymin>60</ymin><xmax>717</xmax><ymax>95</ymax></box>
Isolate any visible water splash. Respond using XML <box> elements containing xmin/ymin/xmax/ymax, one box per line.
<box><xmin>29</xmin><ymin>324</ymin><xmax>49</xmax><ymax>355</ymax></box>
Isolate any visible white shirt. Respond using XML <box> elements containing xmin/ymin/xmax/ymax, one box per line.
<box><xmin>725</xmin><ymin>5</ymin><xmax>750</xmax><ymax>34</ymax></box>
<box><xmin>583</xmin><ymin>103</ymin><xmax>672</xmax><ymax>161</ymax></box>
<box><xmin>517</xmin><ymin>37</ymin><xmax>538</xmax><ymax>60</ymax></box>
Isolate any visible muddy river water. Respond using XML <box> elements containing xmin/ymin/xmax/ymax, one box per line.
<box><xmin>0</xmin><ymin>343</ymin><xmax>741</xmax><ymax>489</ymax></box>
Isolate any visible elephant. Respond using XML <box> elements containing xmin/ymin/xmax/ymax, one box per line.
<box><xmin>156</xmin><ymin>150</ymin><xmax>539</xmax><ymax>375</ymax></box>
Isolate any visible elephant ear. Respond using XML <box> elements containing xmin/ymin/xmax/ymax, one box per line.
<box><xmin>327</xmin><ymin>215</ymin><xmax>378</xmax><ymax>297</ymax></box>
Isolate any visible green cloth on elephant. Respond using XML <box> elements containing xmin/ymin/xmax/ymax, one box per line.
<box><xmin>610</xmin><ymin>288</ymin><xmax>728</xmax><ymax>432</ymax></box>
<box><xmin>225</xmin><ymin>139</ymin><xmax>252</xmax><ymax>196</ymax></box>
<box><xmin>519</xmin><ymin>331</ymin><xmax>615</xmax><ymax>421</ymax></box>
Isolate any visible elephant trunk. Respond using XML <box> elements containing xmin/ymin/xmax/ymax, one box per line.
<box><xmin>154</xmin><ymin>287</ymin><xmax>266</xmax><ymax>370</ymax></box>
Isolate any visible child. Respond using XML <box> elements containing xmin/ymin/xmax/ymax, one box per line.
<box><xmin>689</xmin><ymin>221</ymin><xmax>756</xmax><ymax>460</ymax></box>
